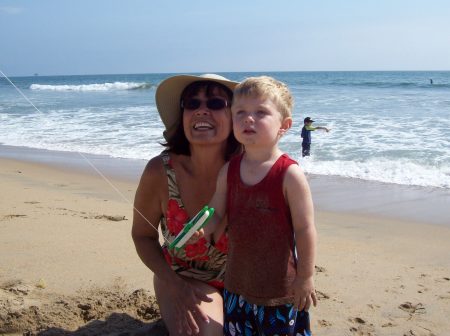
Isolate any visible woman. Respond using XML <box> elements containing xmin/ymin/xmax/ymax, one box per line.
<box><xmin>132</xmin><ymin>74</ymin><xmax>240</xmax><ymax>335</ymax></box>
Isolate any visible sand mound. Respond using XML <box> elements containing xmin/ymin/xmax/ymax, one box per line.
<box><xmin>0</xmin><ymin>280</ymin><xmax>167</xmax><ymax>335</ymax></box>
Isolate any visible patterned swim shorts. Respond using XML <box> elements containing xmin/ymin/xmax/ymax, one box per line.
<box><xmin>223</xmin><ymin>289</ymin><xmax>311</xmax><ymax>336</ymax></box>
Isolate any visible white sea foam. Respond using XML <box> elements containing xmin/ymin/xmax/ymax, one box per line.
<box><xmin>300</xmin><ymin>157</ymin><xmax>450</xmax><ymax>189</ymax></box>
<box><xmin>30</xmin><ymin>82</ymin><xmax>151</xmax><ymax>91</ymax></box>
<box><xmin>2</xmin><ymin>71</ymin><xmax>450</xmax><ymax>189</ymax></box>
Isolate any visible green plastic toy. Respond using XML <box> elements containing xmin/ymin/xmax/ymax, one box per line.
<box><xmin>169</xmin><ymin>206</ymin><xmax>215</xmax><ymax>250</ymax></box>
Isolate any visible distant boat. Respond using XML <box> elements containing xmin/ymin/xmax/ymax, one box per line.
<box><xmin>34</xmin><ymin>73</ymin><xmax>39</xmax><ymax>76</ymax></box>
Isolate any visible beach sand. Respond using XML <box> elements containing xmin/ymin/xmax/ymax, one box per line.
<box><xmin>1</xmin><ymin>152</ymin><xmax>449</xmax><ymax>335</ymax></box>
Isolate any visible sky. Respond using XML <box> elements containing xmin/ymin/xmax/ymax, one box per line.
<box><xmin>1</xmin><ymin>0</ymin><xmax>450</xmax><ymax>76</ymax></box>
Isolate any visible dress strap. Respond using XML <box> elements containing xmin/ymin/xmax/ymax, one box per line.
<box><xmin>160</xmin><ymin>151</ymin><xmax>182</xmax><ymax>202</ymax></box>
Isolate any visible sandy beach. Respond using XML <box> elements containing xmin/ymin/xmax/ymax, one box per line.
<box><xmin>1</xmin><ymin>149</ymin><xmax>449</xmax><ymax>335</ymax></box>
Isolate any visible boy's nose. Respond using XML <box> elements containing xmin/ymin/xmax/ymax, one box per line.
<box><xmin>244</xmin><ymin>114</ymin><xmax>254</xmax><ymax>123</ymax></box>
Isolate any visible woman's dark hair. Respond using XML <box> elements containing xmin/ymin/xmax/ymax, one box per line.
<box><xmin>162</xmin><ymin>81</ymin><xmax>241</xmax><ymax>160</ymax></box>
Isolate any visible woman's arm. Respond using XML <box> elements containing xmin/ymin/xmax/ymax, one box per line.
<box><xmin>132</xmin><ymin>156</ymin><xmax>212</xmax><ymax>334</ymax></box>
<box><xmin>132</xmin><ymin>156</ymin><xmax>174</xmax><ymax>281</ymax></box>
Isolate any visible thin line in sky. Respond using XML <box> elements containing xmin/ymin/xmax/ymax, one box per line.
<box><xmin>0</xmin><ymin>69</ymin><xmax>167</xmax><ymax>243</ymax></box>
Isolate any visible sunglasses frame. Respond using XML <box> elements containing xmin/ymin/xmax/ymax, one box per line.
<box><xmin>181</xmin><ymin>97</ymin><xmax>229</xmax><ymax>111</ymax></box>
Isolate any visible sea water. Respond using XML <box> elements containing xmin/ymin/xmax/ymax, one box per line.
<box><xmin>1</xmin><ymin>71</ymin><xmax>449</xmax><ymax>189</ymax></box>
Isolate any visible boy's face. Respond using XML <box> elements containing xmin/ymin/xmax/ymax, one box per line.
<box><xmin>231</xmin><ymin>94</ymin><xmax>291</xmax><ymax>146</ymax></box>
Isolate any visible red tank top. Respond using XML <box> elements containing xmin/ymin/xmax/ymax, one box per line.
<box><xmin>225</xmin><ymin>153</ymin><xmax>298</xmax><ymax>306</ymax></box>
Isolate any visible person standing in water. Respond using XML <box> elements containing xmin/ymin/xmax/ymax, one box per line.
<box><xmin>301</xmin><ymin>117</ymin><xmax>330</xmax><ymax>157</ymax></box>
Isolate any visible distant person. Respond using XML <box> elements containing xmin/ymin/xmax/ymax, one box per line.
<box><xmin>430</xmin><ymin>79</ymin><xmax>433</xmax><ymax>85</ymax></box>
<box><xmin>199</xmin><ymin>76</ymin><xmax>317</xmax><ymax>335</ymax></box>
<box><xmin>301</xmin><ymin>117</ymin><xmax>330</xmax><ymax>157</ymax></box>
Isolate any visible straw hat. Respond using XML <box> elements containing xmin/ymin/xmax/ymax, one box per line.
<box><xmin>155</xmin><ymin>74</ymin><xmax>239</xmax><ymax>140</ymax></box>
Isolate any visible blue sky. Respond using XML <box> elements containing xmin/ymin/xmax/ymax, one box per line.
<box><xmin>1</xmin><ymin>0</ymin><xmax>449</xmax><ymax>76</ymax></box>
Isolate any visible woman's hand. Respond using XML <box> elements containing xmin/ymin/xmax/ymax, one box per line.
<box><xmin>169</xmin><ymin>276</ymin><xmax>213</xmax><ymax>335</ymax></box>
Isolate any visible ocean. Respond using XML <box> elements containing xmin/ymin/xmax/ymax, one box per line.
<box><xmin>1</xmin><ymin>71</ymin><xmax>449</xmax><ymax>189</ymax></box>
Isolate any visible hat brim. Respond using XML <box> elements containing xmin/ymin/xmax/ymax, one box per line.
<box><xmin>155</xmin><ymin>74</ymin><xmax>239</xmax><ymax>140</ymax></box>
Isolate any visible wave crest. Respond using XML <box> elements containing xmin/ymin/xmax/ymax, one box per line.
<box><xmin>30</xmin><ymin>82</ymin><xmax>152</xmax><ymax>92</ymax></box>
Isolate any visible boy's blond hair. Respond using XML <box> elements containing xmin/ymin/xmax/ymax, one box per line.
<box><xmin>233</xmin><ymin>76</ymin><xmax>293</xmax><ymax>119</ymax></box>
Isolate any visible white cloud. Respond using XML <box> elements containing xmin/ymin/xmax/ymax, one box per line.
<box><xmin>0</xmin><ymin>6</ymin><xmax>23</xmax><ymax>14</ymax></box>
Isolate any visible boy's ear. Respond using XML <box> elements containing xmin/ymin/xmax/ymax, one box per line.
<box><xmin>279</xmin><ymin>117</ymin><xmax>292</xmax><ymax>136</ymax></box>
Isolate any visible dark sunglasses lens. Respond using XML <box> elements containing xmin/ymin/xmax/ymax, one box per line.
<box><xmin>206</xmin><ymin>98</ymin><xmax>227</xmax><ymax>110</ymax></box>
<box><xmin>183</xmin><ymin>98</ymin><xmax>201</xmax><ymax>110</ymax></box>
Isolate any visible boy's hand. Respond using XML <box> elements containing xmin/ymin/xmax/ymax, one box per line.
<box><xmin>292</xmin><ymin>275</ymin><xmax>317</xmax><ymax>312</ymax></box>
<box><xmin>186</xmin><ymin>228</ymin><xmax>205</xmax><ymax>244</ymax></box>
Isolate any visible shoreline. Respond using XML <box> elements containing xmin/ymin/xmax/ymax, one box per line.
<box><xmin>1</xmin><ymin>144</ymin><xmax>449</xmax><ymax>227</ymax></box>
<box><xmin>1</xmin><ymin>146</ymin><xmax>450</xmax><ymax>334</ymax></box>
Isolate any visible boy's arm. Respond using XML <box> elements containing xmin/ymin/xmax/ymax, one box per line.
<box><xmin>284</xmin><ymin>164</ymin><xmax>318</xmax><ymax>311</ymax></box>
<box><xmin>201</xmin><ymin>163</ymin><xmax>229</xmax><ymax>239</ymax></box>
<box><xmin>315</xmin><ymin>126</ymin><xmax>330</xmax><ymax>132</ymax></box>
<box><xmin>306</xmin><ymin>125</ymin><xmax>330</xmax><ymax>132</ymax></box>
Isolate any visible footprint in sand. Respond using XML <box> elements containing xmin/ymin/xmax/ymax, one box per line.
<box><xmin>435</xmin><ymin>277</ymin><xmax>450</xmax><ymax>283</ymax></box>
<box><xmin>417</xmin><ymin>283</ymin><xmax>430</xmax><ymax>294</ymax></box>
<box><xmin>399</xmin><ymin>302</ymin><xmax>426</xmax><ymax>315</ymax></box>
<box><xmin>50</xmin><ymin>207</ymin><xmax>127</xmax><ymax>221</ymax></box>
<box><xmin>315</xmin><ymin>290</ymin><xmax>330</xmax><ymax>300</ymax></box>
<box><xmin>1</xmin><ymin>214</ymin><xmax>27</xmax><ymax>220</ymax></box>
<box><xmin>403</xmin><ymin>328</ymin><xmax>436</xmax><ymax>336</ymax></box>
<box><xmin>367</xmin><ymin>304</ymin><xmax>380</xmax><ymax>310</ymax></box>
<box><xmin>318</xmin><ymin>319</ymin><xmax>332</xmax><ymax>327</ymax></box>
<box><xmin>348</xmin><ymin>317</ymin><xmax>375</xmax><ymax>335</ymax></box>
<box><xmin>94</xmin><ymin>214</ymin><xmax>127</xmax><ymax>221</ymax></box>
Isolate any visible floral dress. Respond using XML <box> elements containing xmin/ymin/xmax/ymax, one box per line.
<box><xmin>160</xmin><ymin>151</ymin><xmax>228</xmax><ymax>289</ymax></box>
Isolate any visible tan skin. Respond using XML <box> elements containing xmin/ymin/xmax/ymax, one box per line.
<box><xmin>132</xmin><ymin>88</ymin><xmax>232</xmax><ymax>335</ymax></box>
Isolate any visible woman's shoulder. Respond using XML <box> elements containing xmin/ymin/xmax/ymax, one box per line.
<box><xmin>139</xmin><ymin>152</ymin><xmax>169</xmax><ymax>184</ymax></box>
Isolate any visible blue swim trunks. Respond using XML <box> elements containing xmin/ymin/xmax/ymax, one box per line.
<box><xmin>223</xmin><ymin>289</ymin><xmax>311</xmax><ymax>336</ymax></box>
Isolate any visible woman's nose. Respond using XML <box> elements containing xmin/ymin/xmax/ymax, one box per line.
<box><xmin>194</xmin><ymin>103</ymin><xmax>211</xmax><ymax>114</ymax></box>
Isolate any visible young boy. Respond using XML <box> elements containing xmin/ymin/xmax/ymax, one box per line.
<box><xmin>301</xmin><ymin>117</ymin><xmax>330</xmax><ymax>157</ymax></box>
<box><xmin>203</xmin><ymin>76</ymin><xmax>317</xmax><ymax>335</ymax></box>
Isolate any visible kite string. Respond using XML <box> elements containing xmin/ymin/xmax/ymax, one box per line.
<box><xmin>0</xmin><ymin>69</ymin><xmax>169</xmax><ymax>244</ymax></box>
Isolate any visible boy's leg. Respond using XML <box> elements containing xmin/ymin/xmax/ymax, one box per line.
<box><xmin>293</xmin><ymin>309</ymin><xmax>311</xmax><ymax>335</ymax></box>
<box><xmin>255</xmin><ymin>304</ymin><xmax>311</xmax><ymax>336</ymax></box>
<box><xmin>302</xmin><ymin>143</ymin><xmax>311</xmax><ymax>157</ymax></box>
<box><xmin>223</xmin><ymin>289</ymin><xmax>257</xmax><ymax>336</ymax></box>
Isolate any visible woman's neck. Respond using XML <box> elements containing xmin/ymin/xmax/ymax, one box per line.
<box><xmin>186</xmin><ymin>145</ymin><xmax>227</xmax><ymax>177</ymax></box>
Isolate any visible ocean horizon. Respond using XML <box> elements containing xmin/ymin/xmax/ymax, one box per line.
<box><xmin>1</xmin><ymin>70</ymin><xmax>449</xmax><ymax>189</ymax></box>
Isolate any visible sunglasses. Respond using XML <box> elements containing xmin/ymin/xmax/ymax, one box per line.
<box><xmin>181</xmin><ymin>97</ymin><xmax>228</xmax><ymax>111</ymax></box>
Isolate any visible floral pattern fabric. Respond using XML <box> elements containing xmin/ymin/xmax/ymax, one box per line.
<box><xmin>160</xmin><ymin>151</ymin><xmax>228</xmax><ymax>288</ymax></box>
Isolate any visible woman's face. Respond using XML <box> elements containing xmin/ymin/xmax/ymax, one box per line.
<box><xmin>182</xmin><ymin>87</ymin><xmax>232</xmax><ymax>147</ymax></box>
